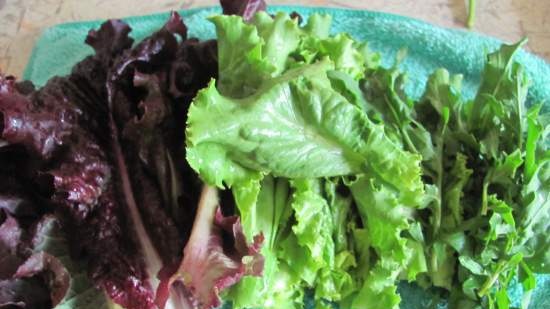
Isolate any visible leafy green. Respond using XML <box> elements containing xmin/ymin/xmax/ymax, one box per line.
<box><xmin>290</xmin><ymin>179</ymin><xmax>335</xmax><ymax>280</ymax></box>
<box><xmin>228</xmin><ymin>176</ymin><xmax>297</xmax><ymax>309</ymax></box>
<box><xmin>185</xmin><ymin>11</ymin><xmax>549</xmax><ymax>309</ymax></box>
<box><xmin>470</xmin><ymin>39</ymin><xmax>529</xmax><ymax>158</ymax></box>
<box><xmin>210</xmin><ymin>14</ymin><xmax>269</xmax><ymax>97</ymax></box>
<box><xmin>187</xmin><ymin>59</ymin><xmax>423</xmax><ymax>203</ymax></box>
<box><xmin>349</xmin><ymin>176</ymin><xmax>426</xmax><ymax>309</ymax></box>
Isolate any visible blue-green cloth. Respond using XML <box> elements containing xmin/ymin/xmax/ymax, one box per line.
<box><xmin>23</xmin><ymin>6</ymin><xmax>549</xmax><ymax>308</ymax></box>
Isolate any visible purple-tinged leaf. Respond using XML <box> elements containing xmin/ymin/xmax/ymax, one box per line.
<box><xmin>156</xmin><ymin>186</ymin><xmax>264</xmax><ymax>309</ymax></box>
<box><xmin>220</xmin><ymin>0</ymin><xmax>267</xmax><ymax>21</ymax></box>
<box><xmin>0</xmin><ymin>213</ymin><xmax>23</xmax><ymax>280</ymax></box>
<box><xmin>14</xmin><ymin>252</ymin><xmax>70</xmax><ymax>307</ymax></box>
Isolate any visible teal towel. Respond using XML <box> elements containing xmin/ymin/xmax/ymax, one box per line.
<box><xmin>23</xmin><ymin>6</ymin><xmax>550</xmax><ymax>308</ymax></box>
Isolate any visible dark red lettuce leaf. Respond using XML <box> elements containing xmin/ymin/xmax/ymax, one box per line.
<box><xmin>0</xmin><ymin>226</ymin><xmax>51</xmax><ymax>309</ymax></box>
<box><xmin>0</xmin><ymin>75</ymin><xmax>16</xmax><ymax>95</ymax></box>
<box><xmin>0</xmin><ymin>278</ymin><xmax>51</xmax><ymax>309</ymax></box>
<box><xmin>13</xmin><ymin>252</ymin><xmax>70</xmax><ymax>307</ymax></box>
<box><xmin>220</xmin><ymin>0</ymin><xmax>267</xmax><ymax>21</ymax></box>
<box><xmin>0</xmin><ymin>78</ymin><xmax>77</xmax><ymax>160</ymax></box>
<box><xmin>107</xmin><ymin>12</ymin><xmax>188</xmax><ymax>261</ymax></box>
<box><xmin>0</xmin><ymin>21</ymin><xmax>151</xmax><ymax>309</ymax></box>
<box><xmin>85</xmin><ymin>19</ymin><xmax>134</xmax><ymax>59</ymax></box>
<box><xmin>0</xmin><ymin>213</ymin><xmax>24</xmax><ymax>280</ymax></box>
<box><xmin>0</xmin><ymin>189</ymin><xmax>38</xmax><ymax>219</ymax></box>
<box><xmin>156</xmin><ymin>187</ymin><xmax>264</xmax><ymax>309</ymax></box>
<box><xmin>2</xmin><ymin>57</ymin><xmax>158</xmax><ymax>307</ymax></box>
<box><xmin>0</xmin><ymin>10</ymin><xmax>220</xmax><ymax>309</ymax></box>
<box><xmin>0</xmin><ymin>214</ymin><xmax>70</xmax><ymax>308</ymax></box>
<box><xmin>30</xmin><ymin>215</ymin><xmax>113</xmax><ymax>308</ymax></box>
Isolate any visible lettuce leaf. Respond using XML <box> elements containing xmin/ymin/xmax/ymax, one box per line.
<box><xmin>30</xmin><ymin>216</ymin><xmax>113</xmax><ymax>309</ymax></box>
<box><xmin>348</xmin><ymin>176</ymin><xmax>426</xmax><ymax>309</ymax></box>
<box><xmin>156</xmin><ymin>186</ymin><xmax>264</xmax><ymax>309</ymax></box>
<box><xmin>187</xmin><ymin>58</ymin><xmax>423</xmax><ymax>203</ymax></box>
<box><xmin>226</xmin><ymin>177</ymin><xmax>303</xmax><ymax>309</ymax></box>
<box><xmin>0</xmin><ymin>212</ymin><xmax>114</xmax><ymax>309</ymax></box>
<box><xmin>219</xmin><ymin>0</ymin><xmax>266</xmax><ymax>21</ymax></box>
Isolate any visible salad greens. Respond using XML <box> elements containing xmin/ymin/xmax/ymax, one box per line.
<box><xmin>1</xmin><ymin>0</ymin><xmax>548</xmax><ymax>308</ymax></box>
<box><xmin>186</xmin><ymin>11</ymin><xmax>550</xmax><ymax>309</ymax></box>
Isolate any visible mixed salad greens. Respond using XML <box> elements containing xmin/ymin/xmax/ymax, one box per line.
<box><xmin>0</xmin><ymin>0</ymin><xmax>549</xmax><ymax>309</ymax></box>
<box><xmin>187</xmin><ymin>9</ymin><xmax>550</xmax><ymax>309</ymax></box>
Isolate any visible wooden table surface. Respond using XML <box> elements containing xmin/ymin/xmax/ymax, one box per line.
<box><xmin>1</xmin><ymin>0</ymin><xmax>549</xmax><ymax>78</ymax></box>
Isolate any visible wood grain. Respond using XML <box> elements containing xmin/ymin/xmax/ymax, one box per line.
<box><xmin>1</xmin><ymin>0</ymin><xmax>549</xmax><ymax>77</ymax></box>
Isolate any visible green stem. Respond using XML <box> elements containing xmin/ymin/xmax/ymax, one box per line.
<box><xmin>433</xmin><ymin>143</ymin><xmax>444</xmax><ymax>236</ymax></box>
<box><xmin>385</xmin><ymin>93</ymin><xmax>419</xmax><ymax>154</ymax></box>
<box><xmin>467</xmin><ymin>0</ymin><xmax>476</xmax><ymax>29</ymax></box>
<box><xmin>481</xmin><ymin>181</ymin><xmax>489</xmax><ymax>216</ymax></box>
<box><xmin>525</xmin><ymin>106</ymin><xmax>542</xmax><ymax>181</ymax></box>
<box><xmin>516</xmin><ymin>87</ymin><xmax>524</xmax><ymax>152</ymax></box>
<box><xmin>478</xmin><ymin>261</ymin><xmax>505</xmax><ymax>296</ymax></box>
<box><xmin>430</xmin><ymin>247</ymin><xmax>439</xmax><ymax>277</ymax></box>
<box><xmin>402</xmin><ymin>128</ymin><xmax>419</xmax><ymax>154</ymax></box>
